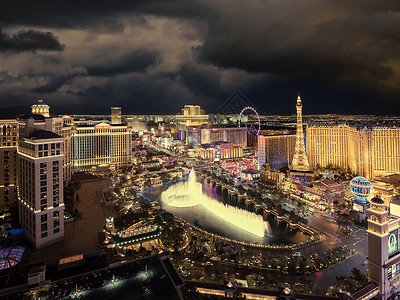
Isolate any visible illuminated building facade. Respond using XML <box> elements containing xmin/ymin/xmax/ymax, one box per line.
<box><xmin>0</xmin><ymin>120</ymin><xmax>18</xmax><ymax>223</ymax></box>
<box><xmin>200</xmin><ymin>127</ymin><xmax>247</xmax><ymax>148</ymax></box>
<box><xmin>17</xmin><ymin>115</ymin><xmax>65</xmax><ymax>248</ymax></box>
<box><xmin>307</xmin><ymin>123</ymin><xmax>400</xmax><ymax>179</ymax></box>
<box><xmin>257</xmin><ymin>134</ymin><xmax>296</xmax><ymax>170</ymax></box>
<box><xmin>185</xmin><ymin>126</ymin><xmax>247</xmax><ymax>148</ymax></box>
<box><xmin>31</xmin><ymin>100</ymin><xmax>72</xmax><ymax>182</ymax></box>
<box><xmin>367</xmin><ymin>197</ymin><xmax>400</xmax><ymax>299</ymax></box>
<box><xmin>199</xmin><ymin>142</ymin><xmax>243</xmax><ymax>160</ymax></box>
<box><xmin>291</xmin><ymin>93</ymin><xmax>310</xmax><ymax>171</ymax></box>
<box><xmin>176</xmin><ymin>105</ymin><xmax>208</xmax><ymax>131</ymax></box>
<box><xmin>111</xmin><ymin>107</ymin><xmax>122</xmax><ymax>125</ymax></box>
<box><xmin>71</xmin><ymin>122</ymin><xmax>133</xmax><ymax>171</ymax></box>
<box><xmin>31</xmin><ymin>99</ymin><xmax>50</xmax><ymax>118</ymax></box>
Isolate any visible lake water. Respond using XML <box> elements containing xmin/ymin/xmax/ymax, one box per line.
<box><xmin>144</xmin><ymin>176</ymin><xmax>309</xmax><ymax>245</ymax></box>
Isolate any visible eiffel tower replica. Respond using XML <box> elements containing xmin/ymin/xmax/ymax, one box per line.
<box><xmin>291</xmin><ymin>92</ymin><xmax>310</xmax><ymax>172</ymax></box>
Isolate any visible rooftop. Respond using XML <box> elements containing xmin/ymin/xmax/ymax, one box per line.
<box><xmin>18</xmin><ymin>114</ymin><xmax>46</xmax><ymax>121</ymax></box>
<box><xmin>28</xmin><ymin>130</ymin><xmax>61</xmax><ymax>140</ymax></box>
<box><xmin>0</xmin><ymin>246</ymin><xmax>25</xmax><ymax>271</ymax></box>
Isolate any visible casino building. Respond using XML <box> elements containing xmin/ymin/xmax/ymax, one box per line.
<box><xmin>307</xmin><ymin>123</ymin><xmax>400</xmax><ymax>180</ymax></box>
<box><xmin>71</xmin><ymin>122</ymin><xmax>133</xmax><ymax>171</ymax></box>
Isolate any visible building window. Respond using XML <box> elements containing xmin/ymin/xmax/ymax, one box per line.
<box><xmin>40</xmin><ymin>187</ymin><xmax>47</xmax><ymax>192</ymax></box>
<box><xmin>40</xmin><ymin>162</ymin><xmax>47</xmax><ymax>168</ymax></box>
<box><xmin>41</xmin><ymin>214</ymin><xmax>47</xmax><ymax>222</ymax></box>
<box><xmin>54</xmin><ymin>220</ymin><xmax>59</xmax><ymax>227</ymax></box>
<box><xmin>44</xmin><ymin>144</ymin><xmax>48</xmax><ymax>150</ymax></box>
<box><xmin>41</xmin><ymin>223</ymin><xmax>47</xmax><ymax>232</ymax></box>
<box><xmin>41</xmin><ymin>232</ymin><xmax>48</xmax><ymax>238</ymax></box>
<box><xmin>54</xmin><ymin>228</ymin><xmax>60</xmax><ymax>234</ymax></box>
<box><xmin>40</xmin><ymin>199</ymin><xmax>47</xmax><ymax>205</ymax></box>
<box><xmin>41</xmin><ymin>205</ymin><xmax>47</xmax><ymax>211</ymax></box>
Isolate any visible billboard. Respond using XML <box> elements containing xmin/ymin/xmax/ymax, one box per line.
<box><xmin>388</xmin><ymin>229</ymin><xmax>399</xmax><ymax>256</ymax></box>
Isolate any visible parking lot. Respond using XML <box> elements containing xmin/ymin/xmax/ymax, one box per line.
<box><xmin>5</xmin><ymin>256</ymin><xmax>181</xmax><ymax>300</ymax></box>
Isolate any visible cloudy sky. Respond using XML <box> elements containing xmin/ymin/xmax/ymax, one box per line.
<box><xmin>0</xmin><ymin>0</ymin><xmax>400</xmax><ymax>115</ymax></box>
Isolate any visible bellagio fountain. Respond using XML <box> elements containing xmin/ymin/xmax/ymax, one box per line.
<box><xmin>161</xmin><ymin>169</ymin><xmax>271</xmax><ymax>237</ymax></box>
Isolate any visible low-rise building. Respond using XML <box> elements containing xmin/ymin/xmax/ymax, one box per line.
<box><xmin>301</xmin><ymin>179</ymin><xmax>345</xmax><ymax>207</ymax></box>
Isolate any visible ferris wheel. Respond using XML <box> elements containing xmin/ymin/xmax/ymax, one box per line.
<box><xmin>238</xmin><ymin>106</ymin><xmax>261</xmax><ymax>135</ymax></box>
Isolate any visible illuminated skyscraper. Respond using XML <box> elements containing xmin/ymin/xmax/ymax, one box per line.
<box><xmin>291</xmin><ymin>93</ymin><xmax>310</xmax><ymax>171</ymax></box>
<box><xmin>111</xmin><ymin>107</ymin><xmax>122</xmax><ymax>125</ymax></box>
<box><xmin>258</xmin><ymin>134</ymin><xmax>296</xmax><ymax>170</ymax></box>
<box><xmin>71</xmin><ymin>122</ymin><xmax>132</xmax><ymax>171</ymax></box>
<box><xmin>176</xmin><ymin>105</ymin><xmax>208</xmax><ymax>131</ymax></box>
<box><xmin>307</xmin><ymin>123</ymin><xmax>400</xmax><ymax>179</ymax></box>
<box><xmin>17</xmin><ymin>115</ymin><xmax>65</xmax><ymax>248</ymax></box>
<box><xmin>0</xmin><ymin>120</ymin><xmax>18</xmax><ymax>224</ymax></box>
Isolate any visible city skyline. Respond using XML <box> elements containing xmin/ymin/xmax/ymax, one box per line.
<box><xmin>1</xmin><ymin>1</ymin><xmax>400</xmax><ymax>115</ymax></box>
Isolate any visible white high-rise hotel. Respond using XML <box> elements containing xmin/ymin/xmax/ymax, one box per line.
<box><xmin>17</xmin><ymin>115</ymin><xmax>65</xmax><ymax>248</ymax></box>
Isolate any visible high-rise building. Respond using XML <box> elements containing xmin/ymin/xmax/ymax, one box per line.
<box><xmin>258</xmin><ymin>134</ymin><xmax>296</xmax><ymax>170</ymax></box>
<box><xmin>31</xmin><ymin>100</ymin><xmax>72</xmax><ymax>182</ymax></box>
<box><xmin>17</xmin><ymin>115</ymin><xmax>65</xmax><ymax>248</ymax></box>
<box><xmin>111</xmin><ymin>107</ymin><xmax>122</xmax><ymax>125</ymax></box>
<box><xmin>367</xmin><ymin>197</ymin><xmax>400</xmax><ymax>299</ymax></box>
<box><xmin>257</xmin><ymin>135</ymin><xmax>265</xmax><ymax>170</ymax></box>
<box><xmin>31</xmin><ymin>99</ymin><xmax>50</xmax><ymax>117</ymax></box>
<box><xmin>0</xmin><ymin>120</ymin><xmax>18</xmax><ymax>224</ymax></box>
<box><xmin>71</xmin><ymin>122</ymin><xmax>133</xmax><ymax>171</ymax></box>
<box><xmin>176</xmin><ymin>105</ymin><xmax>208</xmax><ymax>131</ymax></box>
<box><xmin>200</xmin><ymin>127</ymin><xmax>247</xmax><ymax>148</ymax></box>
<box><xmin>291</xmin><ymin>93</ymin><xmax>310</xmax><ymax>171</ymax></box>
<box><xmin>307</xmin><ymin>123</ymin><xmax>400</xmax><ymax>179</ymax></box>
<box><xmin>181</xmin><ymin>105</ymin><xmax>205</xmax><ymax>116</ymax></box>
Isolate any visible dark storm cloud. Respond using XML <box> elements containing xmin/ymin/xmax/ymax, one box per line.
<box><xmin>0</xmin><ymin>0</ymin><xmax>211</xmax><ymax>32</ymax></box>
<box><xmin>0</xmin><ymin>29</ymin><xmax>64</xmax><ymax>52</ymax></box>
<box><xmin>177</xmin><ymin>63</ymin><xmax>223</xmax><ymax>99</ymax></box>
<box><xmin>1</xmin><ymin>0</ymin><xmax>400</xmax><ymax>114</ymax></box>
<box><xmin>87</xmin><ymin>51</ymin><xmax>159</xmax><ymax>77</ymax></box>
